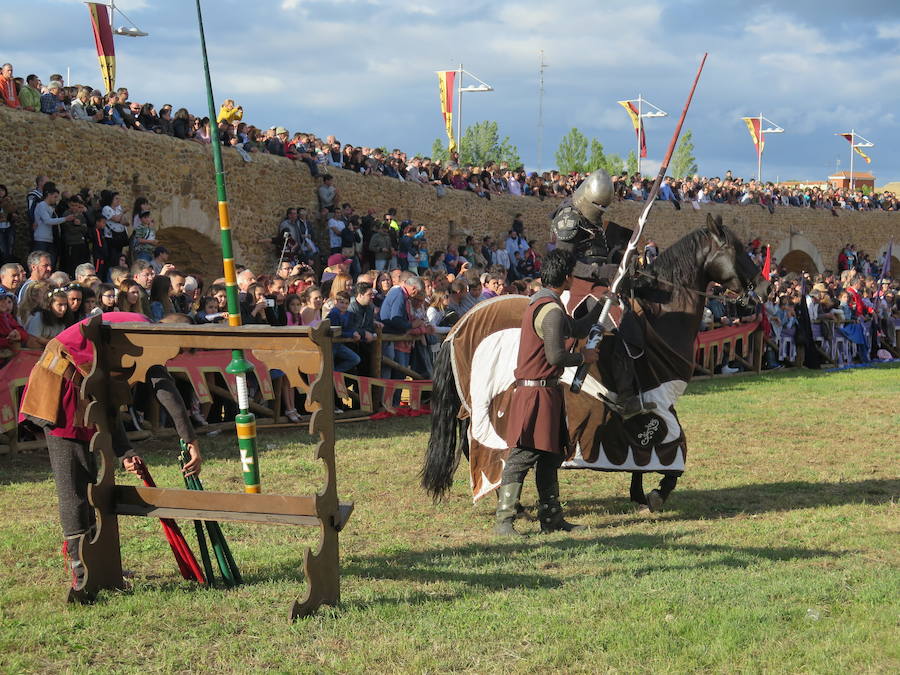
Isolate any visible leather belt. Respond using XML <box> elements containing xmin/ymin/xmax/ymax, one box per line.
<box><xmin>515</xmin><ymin>377</ymin><xmax>560</xmax><ymax>387</ymax></box>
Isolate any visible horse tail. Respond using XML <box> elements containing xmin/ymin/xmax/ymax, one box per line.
<box><xmin>421</xmin><ymin>339</ymin><xmax>462</xmax><ymax>501</ymax></box>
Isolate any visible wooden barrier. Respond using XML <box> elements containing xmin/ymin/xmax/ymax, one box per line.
<box><xmin>75</xmin><ymin>316</ymin><xmax>352</xmax><ymax>620</ymax></box>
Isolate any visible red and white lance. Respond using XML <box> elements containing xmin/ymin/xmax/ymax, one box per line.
<box><xmin>571</xmin><ymin>53</ymin><xmax>708</xmax><ymax>393</ymax></box>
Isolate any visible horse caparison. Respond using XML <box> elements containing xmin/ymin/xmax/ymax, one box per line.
<box><xmin>422</xmin><ymin>214</ymin><xmax>763</xmax><ymax>509</ymax></box>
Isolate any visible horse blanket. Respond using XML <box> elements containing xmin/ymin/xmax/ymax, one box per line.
<box><xmin>448</xmin><ymin>292</ymin><xmax>694</xmax><ymax>502</ymax></box>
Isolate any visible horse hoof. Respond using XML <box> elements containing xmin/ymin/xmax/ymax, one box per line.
<box><xmin>646</xmin><ymin>489</ymin><xmax>665</xmax><ymax>513</ymax></box>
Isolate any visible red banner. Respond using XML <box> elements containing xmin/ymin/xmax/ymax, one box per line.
<box><xmin>742</xmin><ymin>117</ymin><xmax>764</xmax><ymax>158</ymax></box>
<box><xmin>619</xmin><ymin>100</ymin><xmax>647</xmax><ymax>158</ymax></box>
<box><xmin>87</xmin><ymin>2</ymin><xmax>116</xmax><ymax>94</ymax></box>
<box><xmin>437</xmin><ymin>71</ymin><xmax>457</xmax><ymax>152</ymax></box>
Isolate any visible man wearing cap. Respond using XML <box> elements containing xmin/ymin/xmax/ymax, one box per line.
<box><xmin>40</xmin><ymin>81</ymin><xmax>70</xmax><ymax>119</ymax></box>
<box><xmin>266</xmin><ymin>127</ymin><xmax>288</xmax><ymax>156</ymax></box>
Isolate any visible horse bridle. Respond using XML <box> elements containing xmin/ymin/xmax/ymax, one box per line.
<box><xmin>635</xmin><ymin>233</ymin><xmax>759</xmax><ymax>306</ymax></box>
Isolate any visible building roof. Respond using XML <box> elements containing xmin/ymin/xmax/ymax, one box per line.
<box><xmin>827</xmin><ymin>171</ymin><xmax>875</xmax><ymax>179</ymax></box>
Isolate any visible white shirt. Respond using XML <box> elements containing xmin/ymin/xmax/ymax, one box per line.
<box><xmin>327</xmin><ymin>217</ymin><xmax>345</xmax><ymax>248</ymax></box>
<box><xmin>507</xmin><ymin>177</ymin><xmax>522</xmax><ymax>196</ymax></box>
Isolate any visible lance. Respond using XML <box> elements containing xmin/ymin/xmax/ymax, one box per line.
<box><xmin>571</xmin><ymin>53</ymin><xmax>708</xmax><ymax>394</ymax></box>
<box><xmin>194</xmin><ymin>0</ymin><xmax>261</xmax><ymax>493</ymax></box>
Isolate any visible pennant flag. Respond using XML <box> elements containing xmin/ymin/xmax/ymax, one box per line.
<box><xmin>762</xmin><ymin>245</ymin><xmax>771</xmax><ymax>280</ymax></box>
<box><xmin>742</xmin><ymin>117</ymin><xmax>764</xmax><ymax>158</ymax></box>
<box><xmin>882</xmin><ymin>238</ymin><xmax>893</xmax><ymax>279</ymax></box>
<box><xmin>841</xmin><ymin>133</ymin><xmax>872</xmax><ymax>164</ymax></box>
<box><xmin>86</xmin><ymin>3</ymin><xmax>116</xmax><ymax>94</ymax></box>
<box><xmin>619</xmin><ymin>100</ymin><xmax>647</xmax><ymax>158</ymax></box>
<box><xmin>437</xmin><ymin>71</ymin><xmax>457</xmax><ymax>152</ymax></box>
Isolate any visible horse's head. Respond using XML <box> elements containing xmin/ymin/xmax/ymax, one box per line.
<box><xmin>703</xmin><ymin>214</ymin><xmax>767</xmax><ymax>304</ymax></box>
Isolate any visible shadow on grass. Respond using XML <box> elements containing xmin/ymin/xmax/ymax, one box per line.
<box><xmin>562</xmin><ymin>478</ymin><xmax>900</xmax><ymax>520</ymax></box>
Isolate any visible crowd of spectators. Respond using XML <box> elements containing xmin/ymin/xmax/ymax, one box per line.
<box><xmin>0</xmin><ymin>62</ymin><xmax>897</xmax><ymax>425</ymax></box>
<box><xmin>4</xmin><ymin>62</ymin><xmax>896</xmax><ymax>212</ymax></box>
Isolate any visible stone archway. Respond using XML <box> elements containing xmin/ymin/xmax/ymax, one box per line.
<box><xmin>772</xmin><ymin>233</ymin><xmax>825</xmax><ymax>274</ymax></box>
<box><xmin>156</xmin><ymin>227</ymin><xmax>223</xmax><ymax>282</ymax></box>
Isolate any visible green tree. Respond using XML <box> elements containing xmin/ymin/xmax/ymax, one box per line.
<box><xmin>669</xmin><ymin>129</ymin><xmax>698</xmax><ymax>179</ymax></box>
<box><xmin>554</xmin><ymin>127</ymin><xmax>589</xmax><ymax>174</ymax></box>
<box><xmin>458</xmin><ymin>120</ymin><xmax>521</xmax><ymax>168</ymax></box>
<box><xmin>587</xmin><ymin>139</ymin><xmax>623</xmax><ymax>175</ymax></box>
<box><xmin>430</xmin><ymin>138</ymin><xmax>449</xmax><ymax>163</ymax></box>
<box><xmin>625</xmin><ymin>149</ymin><xmax>638</xmax><ymax>176</ymax></box>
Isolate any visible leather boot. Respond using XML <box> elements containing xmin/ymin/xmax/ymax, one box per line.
<box><xmin>494</xmin><ymin>483</ymin><xmax>526</xmax><ymax>536</ymax></box>
<box><xmin>610</xmin><ymin>353</ymin><xmax>655</xmax><ymax>420</ymax></box>
<box><xmin>536</xmin><ymin>472</ymin><xmax>583</xmax><ymax>533</ymax></box>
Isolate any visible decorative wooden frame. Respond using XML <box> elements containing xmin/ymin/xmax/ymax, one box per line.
<box><xmin>73</xmin><ymin>316</ymin><xmax>353</xmax><ymax>620</ymax></box>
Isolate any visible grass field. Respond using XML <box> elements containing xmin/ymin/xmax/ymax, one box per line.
<box><xmin>1</xmin><ymin>364</ymin><xmax>898</xmax><ymax>673</ymax></box>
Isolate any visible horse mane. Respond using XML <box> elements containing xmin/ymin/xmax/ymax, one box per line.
<box><xmin>638</xmin><ymin>227</ymin><xmax>710</xmax><ymax>289</ymax></box>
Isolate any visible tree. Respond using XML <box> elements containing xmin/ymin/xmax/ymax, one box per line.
<box><xmin>555</xmin><ymin>127</ymin><xmax>588</xmax><ymax>174</ymax></box>
<box><xmin>669</xmin><ymin>129</ymin><xmax>698</xmax><ymax>179</ymax></box>
<box><xmin>430</xmin><ymin>138</ymin><xmax>449</xmax><ymax>163</ymax></box>
<box><xmin>458</xmin><ymin>120</ymin><xmax>521</xmax><ymax>168</ymax></box>
<box><xmin>625</xmin><ymin>150</ymin><xmax>638</xmax><ymax>176</ymax></box>
<box><xmin>587</xmin><ymin>139</ymin><xmax>623</xmax><ymax>175</ymax></box>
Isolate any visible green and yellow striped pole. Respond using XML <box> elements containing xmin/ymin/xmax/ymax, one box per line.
<box><xmin>195</xmin><ymin>0</ymin><xmax>260</xmax><ymax>493</ymax></box>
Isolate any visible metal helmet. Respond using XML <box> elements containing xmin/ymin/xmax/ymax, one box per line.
<box><xmin>571</xmin><ymin>169</ymin><xmax>613</xmax><ymax>225</ymax></box>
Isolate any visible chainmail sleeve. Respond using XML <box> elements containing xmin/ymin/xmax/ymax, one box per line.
<box><xmin>539</xmin><ymin>306</ymin><xmax>584</xmax><ymax>368</ymax></box>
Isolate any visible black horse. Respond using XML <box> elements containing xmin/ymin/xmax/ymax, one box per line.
<box><xmin>422</xmin><ymin>214</ymin><xmax>765</xmax><ymax>511</ymax></box>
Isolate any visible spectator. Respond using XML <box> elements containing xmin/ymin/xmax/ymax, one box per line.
<box><xmin>116</xmin><ymin>279</ymin><xmax>146</xmax><ymax>314</ymax></box>
<box><xmin>0</xmin><ymin>63</ymin><xmax>20</xmax><ymax>109</ymax></box>
<box><xmin>73</xmin><ymin>262</ymin><xmax>95</xmax><ymax>285</ymax></box>
<box><xmin>380</xmin><ymin>275</ymin><xmax>427</xmax><ymax>382</ymax></box>
<box><xmin>40</xmin><ymin>81</ymin><xmax>70</xmax><ymax>119</ymax></box>
<box><xmin>18</xmin><ymin>250</ymin><xmax>53</xmax><ymax>303</ymax></box>
<box><xmin>130</xmin><ymin>211</ymin><xmax>158</xmax><ymax>262</ymax></box>
<box><xmin>33</xmin><ymin>187</ymin><xmax>73</xmax><ymax>264</ymax></box>
<box><xmin>216</xmin><ymin>99</ymin><xmax>243</xmax><ymax>124</ymax></box>
<box><xmin>283</xmin><ymin>293</ymin><xmax>303</xmax><ymax>326</ymax></box>
<box><xmin>18</xmin><ymin>74</ymin><xmax>41</xmax><ymax>112</ymax></box>
<box><xmin>150</xmin><ymin>246</ymin><xmax>169</xmax><ymax>274</ymax></box>
<box><xmin>0</xmin><ymin>263</ymin><xmax>22</xmax><ymax>297</ymax></box>
<box><xmin>60</xmin><ymin>195</ymin><xmax>89</xmax><ymax>277</ymax></box>
<box><xmin>65</xmin><ymin>284</ymin><xmax>85</xmax><ymax>322</ymax></box>
<box><xmin>100</xmin><ymin>190</ymin><xmax>129</xmax><ymax>265</ymax></box>
<box><xmin>0</xmin><ymin>287</ymin><xmax>29</xmax><ymax>354</ymax></box>
<box><xmin>481</xmin><ymin>272</ymin><xmax>505</xmax><ymax>300</ymax></box>
<box><xmin>326</xmin><ymin>290</ymin><xmax>362</xmax><ymax>373</ymax></box>
<box><xmin>299</xmin><ymin>286</ymin><xmax>323</xmax><ymax>326</ymax></box>
<box><xmin>149</xmin><ymin>275</ymin><xmax>175</xmax><ymax>322</ymax></box>
<box><xmin>0</xmin><ymin>184</ymin><xmax>17</xmax><ymax>261</ymax></box>
<box><xmin>97</xmin><ymin>283</ymin><xmax>117</xmax><ymax>313</ymax></box>
<box><xmin>318</xmin><ymin>174</ymin><xmax>339</xmax><ymax>211</ymax></box>
<box><xmin>26</xmin><ymin>287</ymin><xmax>71</xmax><ymax>347</ymax></box>
<box><xmin>348</xmin><ymin>282</ymin><xmax>378</xmax><ymax>343</ymax></box>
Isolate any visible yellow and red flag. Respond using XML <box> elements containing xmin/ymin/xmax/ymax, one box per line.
<box><xmin>618</xmin><ymin>100</ymin><xmax>647</xmax><ymax>157</ymax></box>
<box><xmin>436</xmin><ymin>71</ymin><xmax>457</xmax><ymax>152</ymax></box>
<box><xmin>742</xmin><ymin>117</ymin><xmax>764</xmax><ymax>158</ymax></box>
<box><xmin>841</xmin><ymin>133</ymin><xmax>871</xmax><ymax>163</ymax></box>
<box><xmin>87</xmin><ymin>3</ymin><xmax>116</xmax><ymax>94</ymax></box>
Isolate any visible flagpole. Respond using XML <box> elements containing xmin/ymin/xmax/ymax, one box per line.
<box><xmin>757</xmin><ymin>113</ymin><xmax>762</xmax><ymax>182</ymax></box>
<box><xmin>456</xmin><ymin>63</ymin><xmax>463</xmax><ymax>161</ymax></box>
<box><xmin>849</xmin><ymin>128</ymin><xmax>855</xmax><ymax>191</ymax></box>
<box><xmin>637</xmin><ymin>94</ymin><xmax>642</xmax><ymax>175</ymax></box>
<box><xmin>194</xmin><ymin>0</ymin><xmax>261</xmax><ymax>494</ymax></box>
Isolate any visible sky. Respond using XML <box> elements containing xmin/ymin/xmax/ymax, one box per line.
<box><xmin>3</xmin><ymin>0</ymin><xmax>899</xmax><ymax>183</ymax></box>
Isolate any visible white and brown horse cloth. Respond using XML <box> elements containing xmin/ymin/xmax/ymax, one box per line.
<box><xmin>448</xmin><ymin>290</ymin><xmax>693</xmax><ymax>502</ymax></box>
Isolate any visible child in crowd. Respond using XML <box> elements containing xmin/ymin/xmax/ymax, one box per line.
<box><xmin>149</xmin><ymin>275</ymin><xmax>175</xmax><ymax>322</ymax></box>
<box><xmin>284</xmin><ymin>293</ymin><xmax>303</xmax><ymax>326</ymax></box>
<box><xmin>197</xmin><ymin>296</ymin><xmax>226</xmax><ymax>324</ymax></box>
<box><xmin>300</xmin><ymin>286</ymin><xmax>323</xmax><ymax>326</ymax></box>
<box><xmin>26</xmin><ymin>288</ymin><xmax>72</xmax><ymax>347</ymax></box>
<box><xmin>66</xmin><ymin>284</ymin><xmax>85</xmax><ymax>322</ymax></box>
<box><xmin>0</xmin><ymin>288</ymin><xmax>29</xmax><ymax>358</ymax></box>
<box><xmin>326</xmin><ymin>291</ymin><xmax>362</xmax><ymax>373</ymax></box>
<box><xmin>97</xmin><ymin>283</ymin><xmax>117</xmax><ymax>313</ymax></box>
<box><xmin>117</xmin><ymin>280</ymin><xmax>146</xmax><ymax>315</ymax></box>
<box><xmin>81</xmin><ymin>287</ymin><xmax>99</xmax><ymax>316</ymax></box>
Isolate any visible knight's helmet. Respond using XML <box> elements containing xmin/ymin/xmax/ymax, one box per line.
<box><xmin>571</xmin><ymin>169</ymin><xmax>613</xmax><ymax>225</ymax></box>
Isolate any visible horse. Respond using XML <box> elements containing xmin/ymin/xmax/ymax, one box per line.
<box><xmin>421</xmin><ymin>214</ymin><xmax>765</xmax><ymax>512</ymax></box>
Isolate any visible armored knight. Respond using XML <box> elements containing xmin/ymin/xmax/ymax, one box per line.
<box><xmin>550</xmin><ymin>169</ymin><xmax>654</xmax><ymax>419</ymax></box>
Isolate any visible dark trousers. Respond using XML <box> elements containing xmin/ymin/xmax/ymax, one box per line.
<box><xmin>46</xmin><ymin>435</ymin><xmax>96</xmax><ymax>538</ymax></box>
<box><xmin>501</xmin><ymin>446</ymin><xmax>563</xmax><ymax>493</ymax></box>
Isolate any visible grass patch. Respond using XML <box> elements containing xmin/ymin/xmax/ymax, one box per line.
<box><xmin>1</xmin><ymin>364</ymin><xmax>898</xmax><ymax>672</ymax></box>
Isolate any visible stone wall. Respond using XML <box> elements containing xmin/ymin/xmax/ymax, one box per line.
<box><xmin>1</xmin><ymin>106</ymin><xmax>897</xmax><ymax>280</ymax></box>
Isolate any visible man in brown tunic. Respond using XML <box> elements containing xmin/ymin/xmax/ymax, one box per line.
<box><xmin>497</xmin><ymin>250</ymin><xmax>601</xmax><ymax>535</ymax></box>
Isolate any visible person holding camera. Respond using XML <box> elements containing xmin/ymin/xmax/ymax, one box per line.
<box><xmin>216</xmin><ymin>98</ymin><xmax>243</xmax><ymax>124</ymax></box>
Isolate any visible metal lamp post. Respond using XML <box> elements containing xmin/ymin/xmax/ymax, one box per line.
<box><xmin>454</xmin><ymin>64</ymin><xmax>494</xmax><ymax>162</ymax></box>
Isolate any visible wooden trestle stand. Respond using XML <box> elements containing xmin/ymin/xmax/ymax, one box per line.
<box><xmin>74</xmin><ymin>316</ymin><xmax>353</xmax><ymax>620</ymax></box>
